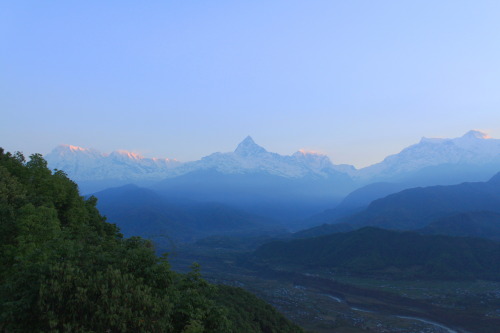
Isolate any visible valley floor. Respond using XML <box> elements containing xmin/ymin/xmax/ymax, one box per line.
<box><xmin>168</xmin><ymin>242</ymin><xmax>500</xmax><ymax>333</ymax></box>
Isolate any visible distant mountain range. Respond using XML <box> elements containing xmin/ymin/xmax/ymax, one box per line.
<box><xmin>303</xmin><ymin>182</ymin><xmax>408</xmax><ymax>226</ymax></box>
<box><xmin>356</xmin><ymin>130</ymin><xmax>500</xmax><ymax>181</ymax></box>
<box><xmin>44</xmin><ymin>130</ymin><xmax>500</xmax><ymax>228</ymax></box>
<box><xmin>46</xmin><ymin>130</ymin><xmax>500</xmax><ymax>194</ymax></box>
<box><xmin>44</xmin><ymin>145</ymin><xmax>181</xmax><ymax>191</ymax></box>
<box><xmin>44</xmin><ymin>136</ymin><xmax>352</xmax><ymax>180</ymax></box>
<box><xmin>343</xmin><ymin>172</ymin><xmax>500</xmax><ymax>230</ymax></box>
<box><xmin>169</xmin><ymin>136</ymin><xmax>354</xmax><ymax>179</ymax></box>
<box><xmin>295</xmin><ymin>172</ymin><xmax>500</xmax><ymax>239</ymax></box>
<box><xmin>151</xmin><ymin>170</ymin><xmax>342</xmax><ymax>222</ymax></box>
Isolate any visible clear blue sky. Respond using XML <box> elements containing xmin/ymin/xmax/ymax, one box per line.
<box><xmin>2</xmin><ymin>1</ymin><xmax>500</xmax><ymax>167</ymax></box>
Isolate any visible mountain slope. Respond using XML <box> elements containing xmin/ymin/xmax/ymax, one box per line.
<box><xmin>151</xmin><ymin>168</ymin><xmax>351</xmax><ymax>224</ymax></box>
<box><xmin>419</xmin><ymin>211</ymin><xmax>500</xmax><ymax>241</ymax></box>
<box><xmin>294</xmin><ymin>172</ymin><xmax>500</xmax><ymax>238</ymax></box>
<box><xmin>356</xmin><ymin>130</ymin><xmax>500</xmax><ymax>183</ymax></box>
<box><xmin>303</xmin><ymin>182</ymin><xmax>407</xmax><ymax>226</ymax></box>
<box><xmin>254</xmin><ymin>227</ymin><xmax>500</xmax><ymax>280</ymax></box>
<box><xmin>93</xmin><ymin>184</ymin><xmax>281</xmax><ymax>245</ymax></box>
<box><xmin>339</xmin><ymin>172</ymin><xmax>500</xmax><ymax>230</ymax></box>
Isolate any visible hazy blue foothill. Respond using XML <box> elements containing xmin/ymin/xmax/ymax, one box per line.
<box><xmin>303</xmin><ymin>172</ymin><xmax>500</xmax><ymax>234</ymax></box>
<box><xmin>151</xmin><ymin>169</ymin><xmax>349</xmax><ymax>225</ymax></box>
<box><xmin>93</xmin><ymin>184</ymin><xmax>285</xmax><ymax>248</ymax></box>
<box><xmin>302</xmin><ymin>182</ymin><xmax>408</xmax><ymax>226</ymax></box>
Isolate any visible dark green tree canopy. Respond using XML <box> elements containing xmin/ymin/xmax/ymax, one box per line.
<box><xmin>0</xmin><ymin>148</ymin><xmax>302</xmax><ymax>333</ymax></box>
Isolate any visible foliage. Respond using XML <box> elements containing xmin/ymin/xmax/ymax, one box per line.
<box><xmin>255</xmin><ymin>227</ymin><xmax>500</xmax><ymax>280</ymax></box>
<box><xmin>0</xmin><ymin>148</ymin><xmax>302</xmax><ymax>332</ymax></box>
<box><xmin>420</xmin><ymin>211</ymin><xmax>500</xmax><ymax>241</ymax></box>
<box><xmin>214</xmin><ymin>285</ymin><xmax>304</xmax><ymax>333</ymax></box>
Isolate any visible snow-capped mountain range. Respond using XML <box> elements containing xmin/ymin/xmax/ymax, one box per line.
<box><xmin>166</xmin><ymin>136</ymin><xmax>353</xmax><ymax>179</ymax></box>
<box><xmin>45</xmin><ymin>130</ymin><xmax>500</xmax><ymax>186</ymax></box>
<box><xmin>357</xmin><ymin>130</ymin><xmax>500</xmax><ymax>180</ymax></box>
<box><xmin>45</xmin><ymin>137</ymin><xmax>351</xmax><ymax>181</ymax></box>
<box><xmin>44</xmin><ymin>145</ymin><xmax>181</xmax><ymax>181</ymax></box>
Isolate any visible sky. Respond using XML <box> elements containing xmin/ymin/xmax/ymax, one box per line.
<box><xmin>2</xmin><ymin>1</ymin><xmax>500</xmax><ymax>168</ymax></box>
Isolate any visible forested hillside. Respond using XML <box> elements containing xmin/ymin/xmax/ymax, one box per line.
<box><xmin>0</xmin><ymin>148</ymin><xmax>302</xmax><ymax>332</ymax></box>
<box><xmin>419</xmin><ymin>211</ymin><xmax>500</xmax><ymax>241</ymax></box>
<box><xmin>255</xmin><ymin>227</ymin><xmax>500</xmax><ymax>280</ymax></box>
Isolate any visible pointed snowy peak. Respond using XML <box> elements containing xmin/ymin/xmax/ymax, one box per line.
<box><xmin>461</xmin><ymin>130</ymin><xmax>490</xmax><ymax>140</ymax></box>
<box><xmin>234</xmin><ymin>136</ymin><xmax>267</xmax><ymax>156</ymax></box>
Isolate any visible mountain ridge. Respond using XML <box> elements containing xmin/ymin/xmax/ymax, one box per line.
<box><xmin>295</xmin><ymin>172</ymin><xmax>500</xmax><ymax>237</ymax></box>
<box><xmin>45</xmin><ymin>131</ymin><xmax>500</xmax><ymax>194</ymax></box>
<box><xmin>356</xmin><ymin>130</ymin><xmax>500</xmax><ymax>181</ymax></box>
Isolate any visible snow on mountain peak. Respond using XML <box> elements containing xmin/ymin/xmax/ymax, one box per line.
<box><xmin>461</xmin><ymin>130</ymin><xmax>490</xmax><ymax>139</ymax></box>
<box><xmin>111</xmin><ymin>150</ymin><xmax>144</xmax><ymax>161</ymax></box>
<box><xmin>45</xmin><ymin>145</ymin><xmax>181</xmax><ymax>182</ymax></box>
<box><xmin>65</xmin><ymin>144</ymin><xmax>88</xmax><ymax>152</ymax></box>
<box><xmin>167</xmin><ymin>137</ymin><xmax>350</xmax><ymax>179</ymax></box>
<box><xmin>420</xmin><ymin>130</ymin><xmax>491</xmax><ymax>144</ymax></box>
<box><xmin>50</xmin><ymin>144</ymin><xmax>103</xmax><ymax>158</ymax></box>
<box><xmin>54</xmin><ymin>144</ymin><xmax>91</xmax><ymax>153</ymax></box>
<box><xmin>45</xmin><ymin>130</ymin><xmax>500</xmax><ymax>187</ymax></box>
<box><xmin>293</xmin><ymin>149</ymin><xmax>331</xmax><ymax>165</ymax></box>
<box><xmin>357</xmin><ymin>130</ymin><xmax>500</xmax><ymax>180</ymax></box>
<box><xmin>294</xmin><ymin>149</ymin><xmax>324</xmax><ymax>156</ymax></box>
<box><xmin>234</xmin><ymin>136</ymin><xmax>267</xmax><ymax>156</ymax></box>
<box><xmin>291</xmin><ymin>149</ymin><xmax>338</xmax><ymax>173</ymax></box>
